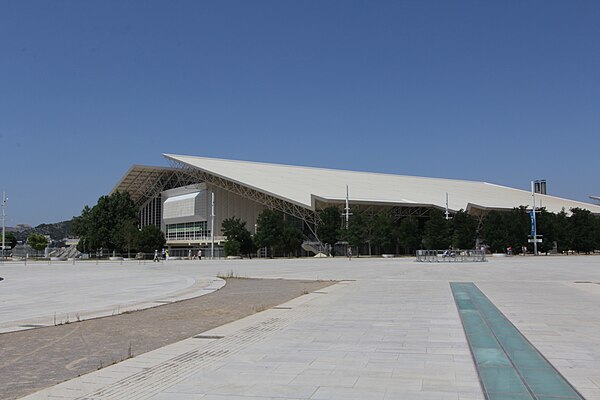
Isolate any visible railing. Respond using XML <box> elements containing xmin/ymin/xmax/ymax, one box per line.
<box><xmin>416</xmin><ymin>249</ymin><xmax>486</xmax><ymax>263</ymax></box>
<box><xmin>256</xmin><ymin>247</ymin><xmax>269</xmax><ymax>258</ymax></box>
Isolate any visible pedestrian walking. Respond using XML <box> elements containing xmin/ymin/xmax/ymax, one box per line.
<box><xmin>197</xmin><ymin>249</ymin><xmax>202</xmax><ymax>260</ymax></box>
<box><xmin>153</xmin><ymin>249</ymin><xmax>159</xmax><ymax>262</ymax></box>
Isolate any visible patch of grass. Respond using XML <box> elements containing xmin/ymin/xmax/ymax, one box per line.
<box><xmin>216</xmin><ymin>270</ymin><xmax>249</xmax><ymax>279</ymax></box>
<box><xmin>252</xmin><ymin>304</ymin><xmax>267</xmax><ymax>313</ymax></box>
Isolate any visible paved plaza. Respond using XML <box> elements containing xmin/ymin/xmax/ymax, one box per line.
<box><xmin>2</xmin><ymin>255</ymin><xmax>600</xmax><ymax>399</ymax></box>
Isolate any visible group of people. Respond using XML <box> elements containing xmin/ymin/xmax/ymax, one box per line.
<box><xmin>153</xmin><ymin>248</ymin><xmax>168</xmax><ymax>262</ymax></box>
<box><xmin>152</xmin><ymin>248</ymin><xmax>203</xmax><ymax>262</ymax></box>
<box><xmin>188</xmin><ymin>249</ymin><xmax>202</xmax><ymax>260</ymax></box>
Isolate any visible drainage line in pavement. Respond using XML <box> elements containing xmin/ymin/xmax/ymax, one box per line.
<box><xmin>451</xmin><ymin>282</ymin><xmax>585</xmax><ymax>400</ymax></box>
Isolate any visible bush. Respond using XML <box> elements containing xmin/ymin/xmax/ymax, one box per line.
<box><xmin>224</xmin><ymin>239</ymin><xmax>241</xmax><ymax>257</ymax></box>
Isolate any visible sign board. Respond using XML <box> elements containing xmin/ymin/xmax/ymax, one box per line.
<box><xmin>528</xmin><ymin>238</ymin><xmax>543</xmax><ymax>243</ymax></box>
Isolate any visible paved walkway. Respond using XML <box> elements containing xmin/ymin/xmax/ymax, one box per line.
<box><xmin>4</xmin><ymin>255</ymin><xmax>600</xmax><ymax>399</ymax></box>
<box><xmin>0</xmin><ymin>278</ymin><xmax>332</xmax><ymax>400</ymax></box>
<box><xmin>0</xmin><ymin>260</ymin><xmax>223</xmax><ymax>333</ymax></box>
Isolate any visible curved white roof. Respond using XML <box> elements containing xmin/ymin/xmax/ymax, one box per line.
<box><xmin>163</xmin><ymin>154</ymin><xmax>600</xmax><ymax>215</ymax></box>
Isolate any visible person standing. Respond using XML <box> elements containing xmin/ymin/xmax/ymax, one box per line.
<box><xmin>197</xmin><ymin>249</ymin><xmax>202</xmax><ymax>260</ymax></box>
<box><xmin>161</xmin><ymin>248</ymin><xmax>166</xmax><ymax>260</ymax></box>
<box><xmin>153</xmin><ymin>249</ymin><xmax>159</xmax><ymax>262</ymax></box>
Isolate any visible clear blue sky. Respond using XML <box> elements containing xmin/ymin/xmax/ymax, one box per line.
<box><xmin>1</xmin><ymin>1</ymin><xmax>599</xmax><ymax>226</ymax></box>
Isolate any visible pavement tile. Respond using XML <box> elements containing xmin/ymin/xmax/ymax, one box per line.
<box><xmin>310</xmin><ymin>385</ymin><xmax>386</xmax><ymax>400</ymax></box>
<box><xmin>12</xmin><ymin>257</ymin><xmax>600</xmax><ymax>400</ymax></box>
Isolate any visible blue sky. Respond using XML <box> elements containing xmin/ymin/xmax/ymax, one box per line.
<box><xmin>1</xmin><ymin>1</ymin><xmax>599</xmax><ymax>226</ymax></box>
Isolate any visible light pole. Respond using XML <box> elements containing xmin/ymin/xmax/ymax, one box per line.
<box><xmin>530</xmin><ymin>180</ymin><xmax>543</xmax><ymax>256</ymax></box>
<box><xmin>211</xmin><ymin>191</ymin><xmax>215</xmax><ymax>259</ymax></box>
<box><xmin>343</xmin><ymin>185</ymin><xmax>351</xmax><ymax>229</ymax></box>
<box><xmin>1</xmin><ymin>192</ymin><xmax>6</xmax><ymax>258</ymax></box>
<box><xmin>342</xmin><ymin>185</ymin><xmax>352</xmax><ymax>258</ymax></box>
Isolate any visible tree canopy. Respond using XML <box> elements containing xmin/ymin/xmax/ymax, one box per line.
<box><xmin>135</xmin><ymin>225</ymin><xmax>166</xmax><ymax>253</ymax></box>
<box><xmin>254</xmin><ymin>209</ymin><xmax>303</xmax><ymax>257</ymax></box>
<box><xmin>422</xmin><ymin>210</ymin><xmax>451</xmax><ymax>250</ymax></box>
<box><xmin>72</xmin><ymin>191</ymin><xmax>139</xmax><ymax>253</ymax></box>
<box><xmin>2</xmin><ymin>232</ymin><xmax>17</xmax><ymax>249</ymax></box>
<box><xmin>222</xmin><ymin>217</ymin><xmax>255</xmax><ymax>257</ymax></box>
<box><xmin>27</xmin><ymin>233</ymin><xmax>48</xmax><ymax>251</ymax></box>
<box><xmin>317</xmin><ymin>206</ymin><xmax>341</xmax><ymax>255</ymax></box>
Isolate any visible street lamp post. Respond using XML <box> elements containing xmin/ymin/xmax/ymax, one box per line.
<box><xmin>530</xmin><ymin>180</ymin><xmax>544</xmax><ymax>256</ymax></box>
<box><xmin>211</xmin><ymin>191</ymin><xmax>215</xmax><ymax>259</ymax></box>
<box><xmin>1</xmin><ymin>192</ymin><xmax>6</xmax><ymax>258</ymax></box>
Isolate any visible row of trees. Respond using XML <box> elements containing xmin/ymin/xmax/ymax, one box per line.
<box><xmin>72</xmin><ymin>191</ymin><xmax>165</xmax><ymax>255</ymax></box>
<box><xmin>70</xmin><ymin>192</ymin><xmax>600</xmax><ymax>258</ymax></box>
<box><xmin>482</xmin><ymin>207</ymin><xmax>600</xmax><ymax>254</ymax></box>
<box><xmin>316</xmin><ymin>206</ymin><xmax>600</xmax><ymax>255</ymax></box>
<box><xmin>2</xmin><ymin>232</ymin><xmax>48</xmax><ymax>252</ymax></box>
<box><xmin>2</xmin><ymin>232</ymin><xmax>49</xmax><ymax>252</ymax></box>
<box><xmin>222</xmin><ymin>210</ymin><xmax>304</xmax><ymax>257</ymax></box>
<box><xmin>223</xmin><ymin>205</ymin><xmax>600</xmax><ymax>258</ymax></box>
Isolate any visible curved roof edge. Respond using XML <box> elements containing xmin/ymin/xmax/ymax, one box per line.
<box><xmin>161</xmin><ymin>154</ymin><xmax>600</xmax><ymax>215</ymax></box>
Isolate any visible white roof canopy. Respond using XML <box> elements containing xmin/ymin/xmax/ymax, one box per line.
<box><xmin>163</xmin><ymin>154</ymin><xmax>600</xmax><ymax>215</ymax></box>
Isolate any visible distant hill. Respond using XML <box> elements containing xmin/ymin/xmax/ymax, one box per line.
<box><xmin>33</xmin><ymin>220</ymin><xmax>73</xmax><ymax>240</ymax></box>
<box><xmin>10</xmin><ymin>220</ymin><xmax>74</xmax><ymax>243</ymax></box>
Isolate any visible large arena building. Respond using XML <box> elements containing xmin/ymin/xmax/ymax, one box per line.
<box><xmin>112</xmin><ymin>154</ymin><xmax>600</xmax><ymax>253</ymax></box>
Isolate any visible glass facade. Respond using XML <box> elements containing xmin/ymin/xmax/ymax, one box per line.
<box><xmin>165</xmin><ymin>221</ymin><xmax>211</xmax><ymax>241</ymax></box>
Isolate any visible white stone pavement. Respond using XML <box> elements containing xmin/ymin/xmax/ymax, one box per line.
<box><xmin>0</xmin><ymin>260</ymin><xmax>224</xmax><ymax>333</ymax></box>
<box><xmin>4</xmin><ymin>255</ymin><xmax>600</xmax><ymax>399</ymax></box>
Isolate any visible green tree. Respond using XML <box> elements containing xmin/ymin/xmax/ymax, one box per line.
<box><xmin>595</xmin><ymin>215</ymin><xmax>600</xmax><ymax>251</ymax></box>
<box><xmin>223</xmin><ymin>239</ymin><xmax>242</xmax><ymax>257</ymax></box>
<box><xmin>135</xmin><ymin>225</ymin><xmax>166</xmax><ymax>254</ymax></box>
<box><xmin>28</xmin><ymin>233</ymin><xmax>48</xmax><ymax>252</ymax></box>
<box><xmin>281</xmin><ymin>224</ymin><xmax>303</xmax><ymax>257</ymax></box>
<box><xmin>569</xmin><ymin>208</ymin><xmax>596</xmax><ymax>254</ymax></box>
<box><xmin>422</xmin><ymin>210</ymin><xmax>451</xmax><ymax>249</ymax></box>
<box><xmin>482</xmin><ymin>211</ymin><xmax>509</xmax><ymax>253</ymax></box>
<box><xmin>72</xmin><ymin>191</ymin><xmax>138</xmax><ymax>253</ymax></box>
<box><xmin>536</xmin><ymin>208</ymin><xmax>556</xmax><ymax>254</ymax></box>
<box><xmin>73</xmin><ymin>206</ymin><xmax>94</xmax><ymax>252</ymax></box>
<box><xmin>398</xmin><ymin>216</ymin><xmax>421</xmax><ymax>255</ymax></box>
<box><xmin>553</xmin><ymin>209</ymin><xmax>571</xmax><ymax>253</ymax></box>
<box><xmin>254</xmin><ymin>209</ymin><xmax>285</xmax><ymax>257</ymax></box>
<box><xmin>341</xmin><ymin>208</ymin><xmax>368</xmax><ymax>256</ymax></box>
<box><xmin>451</xmin><ymin>210</ymin><xmax>477</xmax><ymax>249</ymax></box>
<box><xmin>222</xmin><ymin>217</ymin><xmax>255</xmax><ymax>257</ymax></box>
<box><xmin>317</xmin><ymin>206</ymin><xmax>341</xmax><ymax>255</ymax></box>
<box><xmin>254</xmin><ymin>210</ymin><xmax>305</xmax><ymax>257</ymax></box>
<box><xmin>505</xmin><ymin>207</ymin><xmax>530</xmax><ymax>252</ymax></box>
<box><xmin>3</xmin><ymin>232</ymin><xmax>18</xmax><ymax>249</ymax></box>
<box><xmin>371</xmin><ymin>211</ymin><xmax>398</xmax><ymax>254</ymax></box>
<box><xmin>113</xmin><ymin>218</ymin><xmax>139</xmax><ymax>256</ymax></box>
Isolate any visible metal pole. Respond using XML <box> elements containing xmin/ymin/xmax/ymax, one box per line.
<box><xmin>344</xmin><ymin>185</ymin><xmax>350</xmax><ymax>229</ymax></box>
<box><xmin>2</xmin><ymin>191</ymin><xmax>6</xmax><ymax>257</ymax></box>
<box><xmin>211</xmin><ymin>191</ymin><xmax>215</xmax><ymax>259</ymax></box>
<box><xmin>445</xmin><ymin>192</ymin><xmax>449</xmax><ymax>220</ymax></box>
<box><xmin>531</xmin><ymin>181</ymin><xmax>538</xmax><ymax>256</ymax></box>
